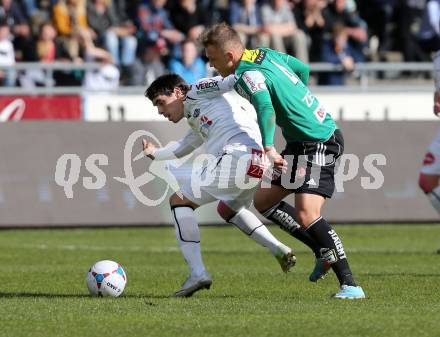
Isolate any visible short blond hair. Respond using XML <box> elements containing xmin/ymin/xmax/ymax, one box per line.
<box><xmin>198</xmin><ymin>23</ymin><xmax>243</xmax><ymax>50</ymax></box>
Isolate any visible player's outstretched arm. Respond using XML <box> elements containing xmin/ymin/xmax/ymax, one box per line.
<box><xmin>142</xmin><ymin>130</ymin><xmax>203</xmax><ymax>161</ymax></box>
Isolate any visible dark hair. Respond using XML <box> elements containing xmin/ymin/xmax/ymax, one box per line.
<box><xmin>0</xmin><ymin>18</ymin><xmax>8</xmax><ymax>28</ymax></box>
<box><xmin>198</xmin><ymin>22</ymin><xmax>242</xmax><ymax>50</ymax></box>
<box><xmin>145</xmin><ymin>73</ymin><xmax>190</xmax><ymax>100</ymax></box>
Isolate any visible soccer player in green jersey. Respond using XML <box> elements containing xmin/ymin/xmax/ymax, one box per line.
<box><xmin>199</xmin><ymin>23</ymin><xmax>365</xmax><ymax>299</ymax></box>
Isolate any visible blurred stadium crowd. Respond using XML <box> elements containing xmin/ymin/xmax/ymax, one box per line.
<box><xmin>0</xmin><ymin>0</ymin><xmax>432</xmax><ymax>88</ymax></box>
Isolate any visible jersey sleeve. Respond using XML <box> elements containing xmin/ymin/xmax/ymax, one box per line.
<box><xmin>283</xmin><ymin>53</ymin><xmax>310</xmax><ymax>85</ymax></box>
<box><xmin>153</xmin><ymin>129</ymin><xmax>204</xmax><ymax>160</ymax></box>
<box><xmin>252</xmin><ymin>91</ymin><xmax>276</xmax><ymax>147</ymax></box>
<box><xmin>186</xmin><ymin>75</ymin><xmax>236</xmax><ymax>99</ymax></box>
<box><xmin>239</xmin><ymin>70</ymin><xmax>276</xmax><ymax>147</ymax></box>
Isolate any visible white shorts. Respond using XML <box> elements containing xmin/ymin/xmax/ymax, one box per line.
<box><xmin>421</xmin><ymin>127</ymin><xmax>440</xmax><ymax>175</ymax></box>
<box><xmin>179</xmin><ymin>139</ymin><xmax>265</xmax><ymax>211</ymax></box>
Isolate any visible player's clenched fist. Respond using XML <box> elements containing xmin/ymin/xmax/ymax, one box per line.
<box><xmin>142</xmin><ymin>139</ymin><xmax>156</xmax><ymax>159</ymax></box>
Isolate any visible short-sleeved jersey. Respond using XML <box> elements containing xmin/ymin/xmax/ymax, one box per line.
<box><xmin>183</xmin><ymin>76</ymin><xmax>262</xmax><ymax>156</ymax></box>
<box><xmin>233</xmin><ymin>48</ymin><xmax>336</xmax><ymax>146</ymax></box>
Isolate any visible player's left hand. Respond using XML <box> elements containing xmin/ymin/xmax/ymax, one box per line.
<box><xmin>142</xmin><ymin>139</ymin><xmax>156</xmax><ymax>159</ymax></box>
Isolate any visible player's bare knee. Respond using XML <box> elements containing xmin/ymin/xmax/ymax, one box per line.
<box><xmin>295</xmin><ymin>210</ymin><xmax>308</xmax><ymax>227</ymax></box>
<box><xmin>296</xmin><ymin>209</ymin><xmax>320</xmax><ymax>228</ymax></box>
<box><xmin>418</xmin><ymin>174</ymin><xmax>439</xmax><ymax>193</ymax></box>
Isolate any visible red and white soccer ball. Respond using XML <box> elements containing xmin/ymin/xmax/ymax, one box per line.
<box><xmin>86</xmin><ymin>260</ymin><xmax>127</xmax><ymax>297</ymax></box>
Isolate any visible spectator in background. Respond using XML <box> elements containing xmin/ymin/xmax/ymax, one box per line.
<box><xmin>80</xmin><ymin>28</ymin><xmax>120</xmax><ymax>91</ymax></box>
<box><xmin>319</xmin><ymin>22</ymin><xmax>356</xmax><ymax>85</ymax></box>
<box><xmin>395</xmin><ymin>0</ymin><xmax>430</xmax><ymax>63</ymax></box>
<box><xmin>169</xmin><ymin>0</ymin><xmax>209</xmax><ymax>42</ymax></box>
<box><xmin>86</xmin><ymin>0</ymin><xmax>137</xmax><ymax>83</ymax></box>
<box><xmin>0</xmin><ymin>20</ymin><xmax>15</xmax><ymax>86</ymax></box>
<box><xmin>20</xmin><ymin>0</ymin><xmax>53</xmax><ymax>35</ymax></box>
<box><xmin>209</xmin><ymin>0</ymin><xmax>230</xmax><ymax>23</ymax></box>
<box><xmin>36</xmin><ymin>22</ymin><xmax>70</xmax><ymax>63</ymax></box>
<box><xmin>114</xmin><ymin>0</ymin><xmax>140</xmax><ymax>23</ymax></box>
<box><xmin>229</xmin><ymin>0</ymin><xmax>266</xmax><ymax>49</ymax></box>
<box><xmin>83</xmin><ymin>59</ymin><xmax>120</xmax><ymax>90</ymax></box>
<box><xmin>35</xmin><ymin>22</ymin><xmax>83</xmax><ymax>87</ymax></box>
<box><xmin>130</xmin><ymin>40</ymin><xmax>166</xmax><ymax>86</ymax></box>
<box><xmin>169</xmin><ymin>39</ymin><xmax>207</xmax><ymax>83</ymax></box>
<box><xmin>112</xmin><ymin>0</ymin><xmax>141</xmax><ymax>59</ymax></box>
<box><xmin>0</xmin><ymin>0</ymin><xmax>31</xmax><ymax>60</ymax></box>
<box><xmin>21</xmin><ymin>0</ymin><xmax>39</xmax><ymax>18</ymax></box>
<box><xmin>136</xmin><ymin>0</ymin><xmax>184</xmax><ymax>58</ymax></box>
<box><xmin>19</xmin><ymin>22</ymin><xmax>61</xmax><ymax>87</ymax></box>
<box><xmin>77</xmin><ymin>24</ymin><xmax>114</xmax><ymax>62</ymax></box>
<box><xmin>21</xmin><ymin>21</ymin><xmax>96</xmax><ymax>87</ymax></box>
<box><xmin>112</xmin><ymin>0</ymin><xmax>138</xmax><ymax>24</ymax></box>
<box><xmin>357</xmin><ymin>0</ymin><xmax>395</xmax><ymax>61</ymax></box>
<box><xmin>294</xmin><ymin>0</ymin><xmax>328</xmax><ymax>62</ymax></box>
<box><xmin>322</xmin><ymin>0</ymin><xmax>368</xmax><ymax>63</ymax></box>
<box><xmin>260</xmin><ymin>0</ymin><xmax>309</xmax><ymax>62</ymax></box>
<box><xmin>52</xmin><ymin>0</ymin><xmax>89</xmax><ymax>60</ymax></box>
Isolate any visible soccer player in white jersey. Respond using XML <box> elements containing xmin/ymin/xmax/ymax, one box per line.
<box><xmin>143</xmin><ymin>73</ymin><xmax>295</xmax><ymax>297</ymax></box>
<box><xmin>418</xmin><ymin>0</ymin><xmax>440</xmax><ymax>250</ymax></box>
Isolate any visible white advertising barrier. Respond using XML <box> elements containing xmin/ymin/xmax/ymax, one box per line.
<box><xmin>84</xmin><ymin>92</ymin><xmax>436</xmax><ymax>121</ymax></box>
<box><xmin>318</xmin><ymin>92</ymin><xmax>436</xmax><ymax>121</ymax></box>
<box><xmin>1</xmin><ymin>121</ymin><xmax>439</xmax><ymax>226</ymax></box>
<box><xmin>83</xmin><ymin>94</ymin><xmax>167</xmax><ymax>121</ymax></box>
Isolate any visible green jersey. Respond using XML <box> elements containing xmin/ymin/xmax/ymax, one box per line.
<box><xmin>233</xmin><ymin>48</ymin><xmax>336</xmax><ymax>146</ymax></box>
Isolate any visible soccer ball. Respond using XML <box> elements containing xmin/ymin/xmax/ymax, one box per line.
<box><xmin>86</xmin><ymin>260</ymin><xmax>127</xmax><ymax>297</ymax></box>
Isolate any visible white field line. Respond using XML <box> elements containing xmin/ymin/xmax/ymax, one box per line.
<box><xmin>0</xmin><ymin>243</ymin><xmax>432</xmax><ymax>254</ymax></box>
<box><xmin>2</xmin><ymin>243</ymin><xmax>178</xmax><ymax>252</ymax></box>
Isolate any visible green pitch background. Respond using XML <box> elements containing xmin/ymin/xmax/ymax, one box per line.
<box><xmin>1</xmin><ymin>225</ymin><xmax>439</xmax><ymax>337</ymax></box>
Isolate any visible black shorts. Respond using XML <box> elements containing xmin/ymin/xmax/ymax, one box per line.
<box><xmin>270</xmin><ymin>129</ymin><xmax>344</xmax><ymax>198</ymax></box>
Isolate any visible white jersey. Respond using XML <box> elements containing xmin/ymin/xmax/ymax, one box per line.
<box><xmin>153</xmin><ymin>76</ymin><xmax>263</xmax><ymax>160</ymax></box>
<box><xmin>152</xmin><ymin>76</ymin><xmax>266</xmax><ymax>210</ymax></box>
<box><xmin>0</xmin><ymin>39</ymin><xmax>15</xmax><ymax>66</ymax></box>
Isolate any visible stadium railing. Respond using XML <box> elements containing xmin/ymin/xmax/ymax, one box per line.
<box><xmin>0</xmin><ymin>62</ymin><xmax>434</xmax><ymax>95</ymax></box>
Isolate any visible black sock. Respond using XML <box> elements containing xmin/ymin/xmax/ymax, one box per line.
<box><xmin>306</xmin><ymin>217</ymin><xmax>356</xmax><ymax>287</ymax></box>
<box><xmin>262</xmin><ymin>201</ymin><xmax>321</xmax><ymax>258</ymax></box>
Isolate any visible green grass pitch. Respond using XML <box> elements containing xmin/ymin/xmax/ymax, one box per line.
<box><xmin>1</xmin><ymin>224</ymin><xmax>440</xmax><ymax>337</ymax></box>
